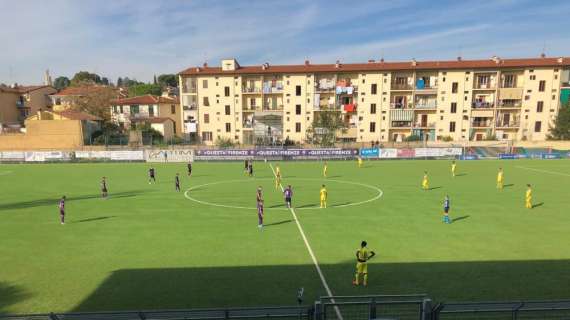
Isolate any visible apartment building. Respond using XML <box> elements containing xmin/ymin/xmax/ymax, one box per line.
<box><xmin>110</xmin><ymin>94</ymin><xmax>182</xmax><ymax>138</ymax></box>
<box><xmin>179</xmin><ymin>56</ymin><xmax>570</xmax><ymax>145</ymax></box>
<box><xmin>0</xmin><ymin>85</ymin><xmax>57</xmax><ymax>132</ymax></box>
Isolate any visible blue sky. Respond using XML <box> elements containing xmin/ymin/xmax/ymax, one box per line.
<box><xmin>1</xmin><ymin>0</ymin><xmax>569</xmax><ymax>84</ymax></box>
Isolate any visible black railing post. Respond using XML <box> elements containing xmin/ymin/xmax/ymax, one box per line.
<box><xmin>369</xmin><ymin>298</ymin><xmax>376</xmax><ymax>320</ymax></box>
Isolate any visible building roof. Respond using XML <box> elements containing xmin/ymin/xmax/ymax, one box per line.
<box><xmin>131</xmin><ymin>117</ymin><xmax>174</xmax><ymax>124</ymax></box>
<box><xmin>111</xmin><ymin>94</ymin><xmax>178</xmax><ymax>105</ymax></box>
<box><xmin>0</xmin><ymin>85</ymin><xmax>55</xmax><ymax>94</ymax></box>
<box><xmin>53</xmin><ymin>110</ymin><xmax>103</xmax><ymax>121</ymax></box>
<box><xmin>179</xmin><ymin>56</ymin><xmax>570</xmax><ymax>76</ymax></box>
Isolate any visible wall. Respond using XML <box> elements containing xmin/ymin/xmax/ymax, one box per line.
<box><xmin>0</xmin><ymin>120</ymin><xmax>84</xmax><ymax>150</ymax></box>
<box><xmin>0</xmin><ymin>91</ymin><xmax>20</xmax><ymax>125</ymax></box>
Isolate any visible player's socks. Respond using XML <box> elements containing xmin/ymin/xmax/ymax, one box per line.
<box><xmin>363</xmin><ymin>274</ymin><xmax>368</xmax><ymax>286</ymax></box>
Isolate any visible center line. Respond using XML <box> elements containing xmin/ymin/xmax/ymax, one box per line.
<box><xmin>268</xmin><ymin>163</ymin><xmax>343</xmax><ymax>320</ymax></box>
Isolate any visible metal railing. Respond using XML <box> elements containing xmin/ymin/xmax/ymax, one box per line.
<box><xmin>433</xmin><ymin>300</ymin><xmax>570</xmax><ymax>320</ymax></box>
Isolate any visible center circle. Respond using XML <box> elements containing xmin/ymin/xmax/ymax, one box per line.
<box><xmin>184</xmin><ymin>178</ymin><xmax>383</xmax><ymax>211</ymax></box>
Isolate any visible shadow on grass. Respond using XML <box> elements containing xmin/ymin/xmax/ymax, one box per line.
<box><xmin>0</xmin><ymin>282</ymin><xmax>30</xmax><ymax>314</ymax></box>
<box><xmin>296</xmin><ymin>203</ymin><xmax>319</xmax><ymax>208</ymax></box>
<box><xmin>455</xmin><ymin>173</ymin><xmax>467</xmax><ymax>177</ymax></box>
<box><xmin>452</xmin><ymin>215</ymin><xmax>470</xmax><ymax>223</ymax></box>
<box><xmin>504</xmin><ymin>184</ymin><xmax>515</xmax><ymax>188</ymax></box>
<box><xmin>71</xmin><ymin>260</ymin><xmax>570</xmax><ymax>312</ymax></box>
<box><xmin>532</xmin><ymin>202</ymin><xmax>544</xmax><ymax>209</ymax></box>
<box><xmin>428</xmin><ymin>186</ymin><xmax>442</xmax><ymax>190</ymax></box>
<box><xmin>73</xmin><ymin>216</ymin><xmax>116</xmax><ymax>224</ymax></box>
<box><xmin>264</xmin><ymin>219</ymin><xmax>293</xmax><ymax>227</ymax></box>
<box><xmin>0</xmin><ymin>190</ymin><xmax>151</xmax><ymax>211</ymax></box>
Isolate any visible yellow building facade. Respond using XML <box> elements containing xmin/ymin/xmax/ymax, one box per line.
<box><xmin>179</xmin><ymin>57</ymin><xmax>570</xmax><ymax>145</ymax></box>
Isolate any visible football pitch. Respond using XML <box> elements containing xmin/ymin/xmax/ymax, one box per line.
<box><xmin>1</xmin><ymin>159</ymin><xmax>569</xmax><ymax>314</ymax></box>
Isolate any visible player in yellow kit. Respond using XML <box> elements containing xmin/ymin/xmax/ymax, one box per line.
<box><xmin>320</xmin><ymin>184</ymin><xmax>327</xmax><ymax>208</ymax></box>
<box><xmin>357</xmin><ymin>157</ymin><xmax>363</xmax><ymax>168</ymax></box>
<box><xmin>497</xmin><ymin>168</ymin><xmax>504</xmax><ymax>189</ymax></box>
<box><xmin>323</xmin><ymin>161</ymin><xmax>328</xmax><ymax>178</ymax></box>
<box><xmin>525</xmin><ymin>184</ymin><xmax>532</xmax><ymax>209</ymax></box>
<box><xmin>353</xmin><ymin>241</ymin><xmax>375</xmax><ymax>286</ymax></box>
<box><xmin>275</xmin><ymin>165</ymin><xmax>282</xmax><ymax>189</ymax></box>
<box><xmin>422</xmin><ymin>171</ymin><xmax>429</xmax><ymax>190</ymax></box>
<box><xmin>451</xmin><ymin>161</ymin><xmax>457</xmax><ymax>177</ymax></box>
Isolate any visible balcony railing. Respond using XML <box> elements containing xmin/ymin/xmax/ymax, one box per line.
<box><xmin>260</xmin><ymin>105</ymin><xmax>284</xmax><ymax>111</ymax></box>
<box><xmin>415</xmin><ymin>102</ymin><xmax>437</xmax><ymax>109</ymax></box>
<box><xmin>242</xmin><ymin>87</ymin><xmax>261</xmax><ymax>93</ymax></box>
<box><xmin>471</xmin><ymin>121</ymin><xmax>492</xmax><ymax>127</ymax></box>
<box><xmin>183</xmin><ymin>104</ymin><xmax>198</xmax><ymax>111</ymax></box>
<box><xmin>413</xmin><ymin>122</ymin><xmax>436</xmax><ymax>128</ymax></box>
<box><xmin>472</xmin><ymin>102</ymin><xmax>495</xmax><ymax>109</ymax></box>
<box><xmin>243</xmin><ymin>105</ymin><xmax>257</xmax><ymax>111</ymax></box>
<box><xmin>181</xmin><ymin>84</ymin><xmax>197</xmax><ymax>94</ymax></box>
<box><xmin>390</xmin><ymin>102</ymin><xmax>413</xmax><ymax>109</ymax></box>
<box><xmin>391</xmin><ymin>83</ymin><xmax>413</xmax><ymax>90</ymax></box>
<box><xmin>495</xmin><ymin>121</ymin><xmax>520</xmax><ymax>128</ymax></box>
<box><xmin>474</xmin><ymin>82</ymin><xmax>496</xmax><ymax>89</ymax></box>
<box><xmin>497</xmin><ymin>101</ymin><xmax>522</xmax><ymax>108</ymax></box>
<box><xmin>391</xmin><ymin>121</ymin><xmax>412</xmax><ymax>128</ymax></box>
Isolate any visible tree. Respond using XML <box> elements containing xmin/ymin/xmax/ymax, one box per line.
<box><xmin>128</xmin><ymin>83</ymin><xmax>162</xmax><ymax>97</ymax></box>
<box><xmin>70</xmin><ymin>71</ymin><xmax>102</xmax><ymax>86</ymax></box>
<box><xmin>306</xmin><ymin>109</ymin><xmax>347</xmax><ymax>146</ymax></box>
<box><xmin>53</xmin><ymin>76</ymin><xmax>70</xmax><ymax>90</ymax></box>
<box><xmin>548</xmin><ymin>102</ymin><xmax>570</xmax><ymax>140</ymax></box>
<box><xmin>71</xmin><ymin>86</ymin><xmax>117</xmax><ymax>121</ymax></box>
<box><xmin>117</xmin><ymin>77</ymin><xmax>123</xmax><ymax>87</ymax></box>
<box><xmin>157</xmin><ymin>74</ymin><xmax>178</xmax><ymax>88</ymax></box>
<box><xmin>101</xmin><ymin>77</ymin><xmax>110</xmax><ymax>86</ymax></box>
<box><xmin>153</xmin><ymin>74</ymin><xmax>157</xmax><ymax>85</ymax></box>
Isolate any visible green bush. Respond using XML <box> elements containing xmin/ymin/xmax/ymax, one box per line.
<box><xmin>440</xmin><ymin>135</ymin><xmax>453</xmax><ymax>142</ymax></box>
<box><xmin>215</xmin><ymin>137</ymin><xmax>235</xmax><ymax>148</ymax></box>
<box><xmin>404</xmin><ymin>135</ymin><xmax>421</xmax><ymax>142</ymax></box>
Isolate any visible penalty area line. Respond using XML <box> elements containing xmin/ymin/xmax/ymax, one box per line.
<box><xmin>515</xmin><ymin>165</ymin><xmax>570</xmax><ymax>177</ymax></box>
<box><xmin>268</xmin><ymin>163</ymin><xmax>343</xmax><ymax>320</ymax></box>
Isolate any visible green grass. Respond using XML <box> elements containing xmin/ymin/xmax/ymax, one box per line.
<box><xmin>1</xmin><ymin>159</ymin><xmax>569</xmax><ymax>314</ymax></box>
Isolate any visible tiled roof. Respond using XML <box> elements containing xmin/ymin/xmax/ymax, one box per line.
<box><xmin>53</xmin><ymin>110</ymin><xmax>102</xmax><ymax>121</ymax></box>
<box><xmin>52</xmin><ymin>85</ymin><xmax>117</xmax><ymax>96</ymax></box>
<box><xmin>111</xmin><ymin>94</ymin><xmax>178</xmax><ymax>105</ymax></box>
<box><xmin>179</xmin><ymin>57</ymin><xmax>570</xmax><ymax>76</ymax></box>
<box><xmin>0</xmin><ymin>85</ymin><xmax>55</xmax><ymax>94</ymax></box>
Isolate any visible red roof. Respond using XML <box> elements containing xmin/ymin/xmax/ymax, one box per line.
<box><xmin>53</xmin><ymin>110</ymin><xmax>102</xmax><ymax>121</ymax></box>
<box><xmin>0</xmin><ymin>85</ymin><xmax>55</xmax><ymax>94</ymax></box>
<box><xmin>111</xmin><ymin>94</ymin><xmax>178</xmax><ymax>105</ymax></box>
<box><xmin>179</xmin><ymin>57</ymin><xmax>570</xmax><ymax>76</ymax></box>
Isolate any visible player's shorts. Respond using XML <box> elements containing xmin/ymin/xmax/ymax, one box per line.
<box><xmin>60</xmin><ymin>210</ymin><xmax>65</xmax><ymax>215</ymax></box>
<box><xmin>102</xmin><ymin>188</ymin><xmax>107</xmax><ymax>193</ymax></box>
<box><xmin>444</xmin><ymin>207</ymin><xmax>449</xmax><ymax>213</ymax></box>
<box><xmin>356</xmin><ymin>262</ymin><xmax>368</xmax><ymax>274</ymax></box>
<box><xmin>285</xmin><ymin>197</ymin><xmax>291</xmax><ymax>203</ymax></box>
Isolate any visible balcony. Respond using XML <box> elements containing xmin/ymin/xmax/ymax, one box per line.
<box><xmin>261</xmin><ymin>104</ymin><xmax>284</xmax><ymax>111</ymax></box>
<box><xmin>243</xmin><ymin>105</ymin><xmax>257</xmax><ymax>112</ymax></box>
<box><xmin>415</xmin><ymin>102</ymin><xmax>437</xmax><ymax>109</ymax></box>
<box><xmin>262</xmin><ymin>81</ymin><xmax>284</xmax><ymax>94</ymax></box>
<box><xmin>471</xmin><ymin>121</ymin><xmax>492</xmax><ymax>128</ymax></box>
<box><xmin>413</xmin><ymin>122</ymin><xmax>436</xmax><ymax>129</ymax></box>
<box><xmin>497</xmin><ymin>101</ymin><xmax>522</xmax><ymax>109</ymax></box>
<box><xmin>242</xmin><ymin>87</ymin><xmax>262</xmax><ymax>94</ymax></box>
<box><xmin>472</xmin><ymin>102</ymin><xmax>495</xmax><ymax>109</ymax></box>
<box><xmin>473</xmin><ymin>74</ymin><xmax>497</xmax><ymax>90</ymax></box>
<box><xmin>391</xmin><ymin>121</ymin><xmax>412</xmax><ymax>128</ymax></box>
<box><xmin>495</xmin><ymin>121</ymin><xmax>520</xmax><ymax>128</ymax></box>
<box><xmin>315</xmin><ymin>78</ymin><xmax>336</xmax><ymax>92</ymax></box>
<box><xmin>391</xmin><ymin>83</ymin><xmax>413</xmax><ymax>90</ymax></box>
<box><xmin>183</xmin><ymin>104</ymin><xmax>198</xmax><ymax>111</ymax></box>
<box><xmin>415</xmin><ymin>76</ymin><xmax>438</xmax><ymax>91</ymax></box>
<box><xmin>181</xmin><ymin>79</ymin><xmax>197</xmax><ymax>94</ymax></box>
<box><xmin>390</xmin><ymin>102</ymin><xmax>413</xmax><ymax>109</ymax></box>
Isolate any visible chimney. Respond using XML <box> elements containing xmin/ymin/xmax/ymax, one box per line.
<box><xmin>540</xmin><ymin>53</ymin><xmax>546</xmax><ymax>58</ymax></box>
<box><xmin>335</xmin><ymin>60</ymin><xmax>341</xmax><ymax>68</ymax></box>
<box><xmin>195</xmin><ymin>67</ymin><xmax>200</xmax><ymax>72</ymax></box>
<box><xmin>557</xmin><ymin>57</ymin><xmax>564</xmax><ymax>63</ymax></box>
<box><xmin>203</xmin><ymin>62</ymin><xmax>208</xmax><ymax>67</ymax></box>
<box><xmin>368</xmin><ymin>59</ymin><xmax>375</xmax><ymax>63</ymax></box>
<box><xmin>304</xmin><ymin>60</ymin><xmax>310</xmax><ymax>66</ymax></box>
<box><xmin>491</xmin><ymin>55</ymin><xmax>501</xmax><ymax>64</ymax></box>
<box><xmin>411</xmin><ymin>58</ymin><xmax>417</xmax><ymax>66</ymax></box>
<box><xmin>457</xmin><ymin>56</ymin><xmax>462</xmax><ymax>61</ymax></box>
<box><xmin>380</xmin><ymin>58</ymin><xmax>384</xmax><ymax>63</ymax></box>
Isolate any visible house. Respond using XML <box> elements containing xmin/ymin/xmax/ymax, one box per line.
<box><xmin>0</xmin><ymin>85</ymin><xmax>57</xmax><ymax>131</ymax></box>
<box><xmin>110</xmin><ymin>94</ymin><xmax>182</xmax><ymax>137</ymax></box>
<box><xmin>0</xmin><ymin>109</ymin><xmax>102</xmax><ymax>150</ymax></box>
<box><xmin>131</xmin><ymin>117</ymin><xmax>176</xmax><ymax>140</ymax></box>
<box><xmin>49</xmin><ymin>85</ymin><xmax>125</xmax><ymax>111</ymax></box>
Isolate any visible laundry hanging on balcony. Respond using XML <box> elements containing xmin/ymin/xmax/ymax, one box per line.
<box><xmin>344</xmin><ymin>104</ymin><xmax>356</xmax><ymax>112</ymax></box>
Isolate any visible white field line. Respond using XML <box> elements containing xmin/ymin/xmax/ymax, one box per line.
<box><xmin>269</xmin><ymin>163</ymin><xmax>343</xmax><ymax>320</ymax></box>
<box><xmin>515</xmin><ymin>165</ymin><xmax>570</xmax><ymax>177</ymax></box>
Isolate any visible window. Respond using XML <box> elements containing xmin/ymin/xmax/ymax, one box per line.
<box><xmin>534</xmin><ymin>121</ymin><xmax>542</xmax><ymax>132</ymax></box>
<box><xmin>295</xmin><ymin>104</ymin><xmax>301</xmax><ymax>115</ymax></box>
<box><xmin>224</xmin><ymin>86</ymin><xmax>230</xmax><ymax>97</ymax></box>
<box><xmin>171</xmin><ymin>105</ymin><xmax>176</xmax><ymax>114</ymax></box>
<box><xmin>295</xmin><ymin>85</ymin><xmax>301</xmax><ymax>96</ymax></box>
<box><xmin>202</xmin><ymin>132</ymin><xmax>213</xmax><ymax>141</ymax></box>
<box><xmin>370</xmin><ymin>103</ymin><xmax>377</xmax><ymax>114</ymax></box>
<box><xmin>452</xmin><ymin>82</ymin><xmax>458</xmax><ymax>93</ymax></box>
<box><xmin>536</xmin><ymin>101</ymin><xmax>544</xmax><ymax>113</ymax></box>
<box><xmin>204</xmin><ymin>113</ymin><xmax>210</xmax><ymax>124</ymax></box>
<box><xmin>449</xmin><ymin>121</ymin><xmax>456</xmax><ymax>132</ymax></box>
<box><xmin>225</xmin><ymin>123</ymin><xmax>231</xmax><ymax>132</ymax></box>
<box><xmin>295</xmin><ymin>122</ymin><xmax>301</xmax><ymax>132</ymax></box>
<box><xmin>451</xmin><ymin>102</ymin><xmax>457</xmax><ymax>113</ymax></box>
<box><xmin>369</xmin><ymin>122</ymin><xmax>376</xmax><ymax>132</ymax></box>
<box><xmin>203</xmin><ymin>97</ymin><xmax>210</xmax><ymax>106</ymax></box>
<box><xmin>131</xmin><ymin>105</ymin><xmax>139</xmax><ymax>114</ymax></box>
<box><xmin>202</xmin><ymin>80</ymin><xmax>208</xmax><ymax>88</ymax></box>
<box><xmin>225</xmin><ymin>105</ymin><xmax>231</xmax><ymax>115</ymax></box>
<box><xmin>503</xmin><ymin>74</ymin><xmax>516</xmax><ymax>88</ymax></box>
<box><xmin>148</xmin><ymin>105</ymin><xmax>155</xmax><ymax>117</ymax></box>
<box><xmin>538</xmin><ymin>80</ymin><xmax>546</xmax><ymax>92</ymax></box>
<box><xmin>530</xmin><ymin>75</ymin><xmax>536</xmax><ymax>80</ymax></box>
<box><xmin>371</xmin><ymin>84</ymin><xmax>377</xmax><ymax>95</ymax></box>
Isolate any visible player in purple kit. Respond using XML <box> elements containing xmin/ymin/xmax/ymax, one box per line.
<box><xmin>256</xmin><ymin>186</ymin><xmax>263</xmax><ymax>229</ymax></box>
<box><xmin>148</xmin><ymin>167</ymin><xmax>156</xmax><ymax>184</ymax></box>
<box><xmin>284</xmin><ymin>185</ymin><xmax>293</xmax><ymax>208</ymax></box>
<box><xmin>58</xmin><ymin>196</ymin><xmax>66</xmax><ymax>225</ymax></box>
<box><xmin>175</xmin><ymin>173</ymin><xmax>180</xmax><ymax>192</ymax></box>
<box><xmin>187</xmin><ymin>161</ymin><xmax>192</xmax><ymax>177</ymax></box>
<box><xmin>101</xmin><ymin>177</ymin><xmax>108</xmax><ymax>199</ymax></box>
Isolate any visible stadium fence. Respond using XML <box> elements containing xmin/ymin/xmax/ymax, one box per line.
<box><xmin>3</xmin><ymin>296</ymin><xmax>570</xmax><ymax>320</ymax></box>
